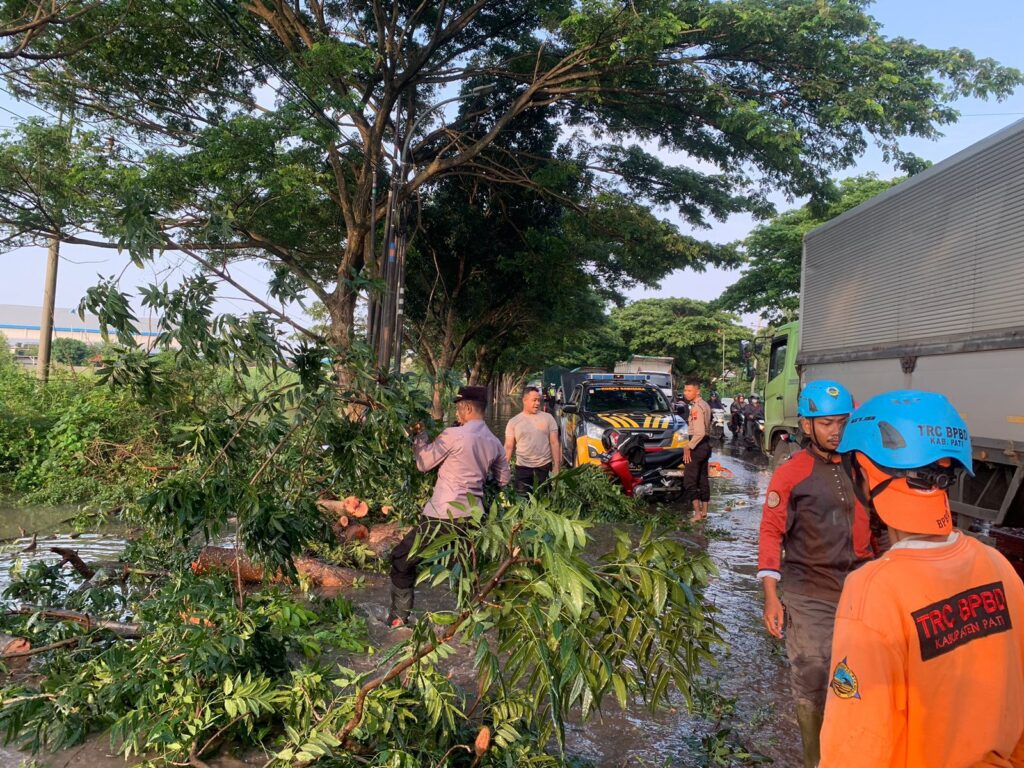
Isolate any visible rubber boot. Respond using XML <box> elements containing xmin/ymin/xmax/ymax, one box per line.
<box><xmin>795</xmin><ymin>702</ymin><xmax>823</xmax><ymax>768</ymax></box>
<box><xmin>387</xmin><ymin>586</ymin><xmax>414</xmax><ymax>627</ymax></box>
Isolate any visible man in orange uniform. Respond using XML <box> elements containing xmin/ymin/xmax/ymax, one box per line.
<box><xmin>821</xmin><ymin>390</ymin><xmax>1024</xmax><ymax>768</ymax></box>
<box><xmin>758</xmin><ymin>379</ymin><xmax>877</xmax><ymax>767</ymax></box>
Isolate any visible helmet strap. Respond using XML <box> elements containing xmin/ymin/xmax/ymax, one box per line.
<box><xmin>807</xmin><ymin>418</ymin><xmax>836</xmax><ymax>462</ymax></box>
<box><xmin>842</xmin><ymin>453</ymin><xmax>877</xmax><ymax>509</ymax></box>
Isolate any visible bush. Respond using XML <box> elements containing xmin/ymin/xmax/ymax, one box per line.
<box><xmin>0</xmin><ymin>360</ymin><xmax>168</xmax><ymax>508</ymax></box>
<box><xmin>51</xmin><ymin>338</ymin><xmax>91</xmax><ymax>366</ymax></box>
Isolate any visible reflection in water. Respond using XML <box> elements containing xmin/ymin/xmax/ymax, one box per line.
<box><xmin>559</xmin><ymin>447</ymin><xmax>799</xmax><ymax>767</ymax></box>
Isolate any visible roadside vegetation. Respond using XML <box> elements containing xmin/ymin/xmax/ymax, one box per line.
<box><xmin>0</xmin><ymin>305</ymin><xmax>717</xmax><ymax>766</ymax></box>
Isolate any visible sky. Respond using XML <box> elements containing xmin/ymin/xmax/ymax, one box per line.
<box><xmin>1</xmin><ymin>0</ymin><xmax>1023</xmax><ymax>329</ymax></box>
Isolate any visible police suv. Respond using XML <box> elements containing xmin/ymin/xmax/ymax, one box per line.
<box><xmin>559</xmin><ymin>373</ymin><xmax>689</xmax><ymax>467</ymax></box>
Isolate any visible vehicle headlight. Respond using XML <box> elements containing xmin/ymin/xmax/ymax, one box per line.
<box><xmin>584</xmin><ymin>422</ymin><xmax>606</xmax><ymax>440</ymax></box>
<box><xmin>671</xmin><ymin>428</ymin><xmax>689</xmax><ymax>448</ymax></box>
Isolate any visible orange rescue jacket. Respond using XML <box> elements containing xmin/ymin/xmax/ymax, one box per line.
<box><xmin>820</xmin><ymin>533</ymin><xmax>1024</xmax><ymax>768</ymax></box>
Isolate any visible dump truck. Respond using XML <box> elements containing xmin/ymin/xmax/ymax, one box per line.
<box><xmin>762</xmin><ymin>118</ymin><xmax>1024</xmax><ymax>557</ymax></box>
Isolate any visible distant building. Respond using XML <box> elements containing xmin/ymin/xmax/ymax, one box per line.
<box><xmin>0</xmin><ymin>304</ymin><xmax>166</xmax><ymax>351</ymax></box>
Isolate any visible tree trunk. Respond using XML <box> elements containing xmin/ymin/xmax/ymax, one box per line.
<box><xmin>0</xmin><ymin>634</ymin><xmax>31</xmax><ymax>657</ymax></box>
<box><xmin>191</xmin><ymin>546</ymin><xmax>365</xmax><ymax>589</ymax></box>
<box><xmin>468</xmin><ymin>345</ymin><xmax>487</xmax><ymax>386</ymax></box>
<box><xmin>431</xmin><ymin>382</ymin><xmax>444</xmax><ymax>420</ymax></box>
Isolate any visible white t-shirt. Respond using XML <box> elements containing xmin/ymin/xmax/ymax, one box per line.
<box><xmin>505</xmin><ymin>411</ymin><xmax>558</xmax><ymax>468</ymax></box>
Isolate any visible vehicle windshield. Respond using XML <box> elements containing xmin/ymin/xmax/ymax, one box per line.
<box><xmin>584</xmin><ymin>386</ymin><xmax>669</xmax><ymax>413</ymax></box>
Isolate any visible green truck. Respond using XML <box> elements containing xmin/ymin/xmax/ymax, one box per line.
<box><xmin>761</xmin><ymin>118</ymin><xmax>1024</xmax><ymax>546</ymax></box>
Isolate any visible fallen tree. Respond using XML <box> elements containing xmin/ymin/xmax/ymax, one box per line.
<box><xmin>15</xmin><ymin>607</ymin><xmax>141</xmax><ymax>638</ymax></box>
<box><xmin>190</xmin><ymin>546</ymin><xmax>365</xmax><ymax>589</ymax></box>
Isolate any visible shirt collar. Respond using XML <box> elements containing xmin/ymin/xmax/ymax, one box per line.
<box><xmin>889</xmin><ymin>531</ymin><xmax>960</xmax><ymax>550</ymax></box>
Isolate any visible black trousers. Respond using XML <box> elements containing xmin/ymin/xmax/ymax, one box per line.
<box><xmin>682</xmin><ymin>439</ymin><xmax>712</xmax><ymax>504</ymax></box>
<box><xmin>389</xmin><ymin>518</ymin><xmax>466</xmax><ymax>589</ymax></box>
<box><xmin>514</xmin><ymin>463</ymin><xmax>552</xmax><ymax>493</ymax></box>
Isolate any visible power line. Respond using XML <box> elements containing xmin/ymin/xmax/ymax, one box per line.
<box><xmin>200</xmin><ymin>0</ymin><xmax>344</xmax><ymax>134</ymax></box>
<box><xmin>0</xmin><ymin>82</ymin><xmax>150</xmax><ymax>158</ymax></box>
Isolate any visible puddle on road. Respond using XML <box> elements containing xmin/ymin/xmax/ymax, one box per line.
<box><xmin>0</xmin><ymin>444</ymin><xmax>801</xmax><ymax>767</ymax></box>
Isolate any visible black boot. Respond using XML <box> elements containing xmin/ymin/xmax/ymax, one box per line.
<box><xmin>387</xmin><ymin>585</ymin><xmax>414</xmax><ymax>627</ymax></box>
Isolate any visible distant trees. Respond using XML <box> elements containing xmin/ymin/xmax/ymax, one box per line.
<box><xmin>51</xmin><ymin>336</ymin><xmax>90</xmax><ymax>365</ymax></box>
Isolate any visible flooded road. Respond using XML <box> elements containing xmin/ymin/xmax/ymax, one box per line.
<box><xmin>0</xmin><ymin>426</ymin><xmax>800</xmax><ymax>767</ymax></box>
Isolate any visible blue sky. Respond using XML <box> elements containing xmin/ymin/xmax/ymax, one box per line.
<box><xmin>2</xmin><ymin>0</ymin><xmax>1023</xmax><ymax>326</ymax></box>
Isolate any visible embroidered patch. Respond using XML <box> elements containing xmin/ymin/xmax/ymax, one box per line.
<box><xmin>911</xmin><ymin>581</ymin><xmax>1012</xmax><ymax>661</ymax></box>
<box><xmin>766</xmin><ymin>491</ymin><xmax>781</xmax><ymax>508</ymax></box>
<box><xmin>829</xmin><ymin>658</ymin><xmax>860</xmax><ymax>699</ymax></box>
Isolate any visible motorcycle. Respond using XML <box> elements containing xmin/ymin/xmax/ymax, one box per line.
<box><xmin>710</xmin><ymin>407</ymin><xmax>727</xmax><ymax>440</ymax></box>
<box><xmin>744</xmin><ymin>415</ymin><xmax>765</xmax><ymax>451</ymax></box>
<box><xmin>597</xmin><ymin>430</ymin><xmax>686</xmax><ymax>501</ymax></box>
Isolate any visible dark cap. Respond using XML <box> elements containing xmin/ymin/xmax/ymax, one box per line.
<box><xmin>454</xmin><ymin>385</ymin><xmax>488</xmax><ymax>405</ymax></box>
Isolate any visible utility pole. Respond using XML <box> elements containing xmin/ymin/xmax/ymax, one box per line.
<box><xmin>720</xmin><ymin>329</ymin><xmax>726</xmax><ymax>378</ymax></box>
<box><xmin>37</xmin><ymin>110</ymin><xmax>67</xmax><ymax>383</ymax></box>
<box><xmin>36</xmin><ymin>236</ymin><xmax>60</xmax><ymax>382</ymax></box>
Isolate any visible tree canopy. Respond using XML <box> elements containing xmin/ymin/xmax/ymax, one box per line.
<box><xmin>0</xmin><ymin>0</ymin><xmax>1019</xmax><ymax>359</ymax></box>
<box><xmin>717</xmin><ymin>174</ymin><xmax>903</xmax><ymax>323</ymax></box>
<box><xmin>608</xmin><ymin>298</ymin><xmax>750</xmax><ymax>383</ymax></box>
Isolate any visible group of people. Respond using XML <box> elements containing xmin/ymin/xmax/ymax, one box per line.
<box><xmin>385</xmin><ymin>377</ymin><xmax>1024</xmax><ymax>768</ymax></box>
<box><xmin>759</xmin><ymin>380</ymin><xmax>1024</xmax><ymax>767</ymax></box>
<box><xmin>729</xmin><ymin>393</ymin><xmax>764</xmax><ymax>443</ymax></box>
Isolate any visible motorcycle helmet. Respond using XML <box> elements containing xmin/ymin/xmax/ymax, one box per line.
<box><xmin>798</xmin><ymin>380</ymin><xmax>854</xmax><ymax>418</ymax></box>
<box><xmin>838</xmin><ymin>390</ymin><xmax>972</xmax><ymax>535</ymax></box>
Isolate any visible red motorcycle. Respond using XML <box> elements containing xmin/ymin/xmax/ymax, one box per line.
<box><xmin>597</xmin><ymin>430</ymin><xmax>687</xmax><ymax>501</ymax></box>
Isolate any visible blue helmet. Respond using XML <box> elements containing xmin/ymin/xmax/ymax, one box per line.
<box><xmin>798</xmin><ymin>380</ymin><xmax>854</xmax><ymax>418</ymax></box>
<box><xmin>837</xmin><ymin>390</ymin><xmax>973</xmax><ymax>475</ymax></box>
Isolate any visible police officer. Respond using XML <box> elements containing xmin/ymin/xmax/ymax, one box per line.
<box><xmin>758</xmin><ymin>380</ymin><xmax>878</xmax><ymax>768</ymax></box>
<box><xmin>821</xmin><ymin>390</ymin><xmax>1024</xmax><ymax>767</ymax></box>
<box><xmin>682</xmin><ymin>378</ymin><xmax>712</xmax><ymax>522</ymax></box>
<box><xmin>388</xmin><ymin>386</ymin><xmax>511</xmax><ymax>627</ymax></box>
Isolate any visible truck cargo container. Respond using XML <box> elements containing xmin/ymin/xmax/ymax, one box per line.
<box><xmin>763</xmin><ymin>119</ymin><xmax>1024</xmax><ymax>544</ymax></box>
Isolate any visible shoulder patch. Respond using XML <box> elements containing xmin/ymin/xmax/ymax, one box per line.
<box><xmin>829</xmin><ymin>658</ymin><xmax>860</xmax><ymax>700</ymax></box>
<box><xmin>766</xmin><ymin>490</ymin><xmax>781</xmax><ymax>508</ymax></box>
<box><xmin>911</xmin><ymin>580</ymin><xmax>1012</xmax><ymax>661</ymax></box>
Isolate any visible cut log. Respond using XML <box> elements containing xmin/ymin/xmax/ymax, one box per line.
<box><xmin>0</xmin><ymin>634</ymin><xmax>31</xmax><ymax>657</ymax></box>
<box><xmin>317</xmin><ymin>499</ymin><xmax>348</xmax><ymax>517</ymax></box>
<box><xmin>294</xmin><ymin>556</ymin><xmax>360</xmax><ymax>588</ymax></box>
<box><xmin>343</xmin><ymin>523</ymin><xmax>369</xmax><ymax>542</ymax></box>
<box><xmin>191</xmin><ymin>547</ymin><xmax>363</xmax><ymax>589</ymax></box>
<box><xmin>343</xmin><ymin>496</ymin><xmax>369</xmax><ymax>519</ymax></box>
<box><xmin>365</xmin><ymin>522</ymin><xmax>407</xmax><ymax>553</ymax></box>
<box><xmin>191</xmin><ymin>546</ymin><xmax>266</xmax><ymax>583</ymax></box>
<box><xmin>331</xmin><ymin>522</ymin><xmax>407</xmax><ymax>555</ymax></box>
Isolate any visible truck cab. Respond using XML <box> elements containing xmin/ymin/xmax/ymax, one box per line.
<box><xmin>762</xmin><ymin>321</ymin><xmax>802</xmax><ymax>455</ymax></box>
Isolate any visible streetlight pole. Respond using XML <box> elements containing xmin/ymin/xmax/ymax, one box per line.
<box><xmin>374</xmin><ymin>83</ymin><xmax>495</xmax><ymax>374</ymax></box>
